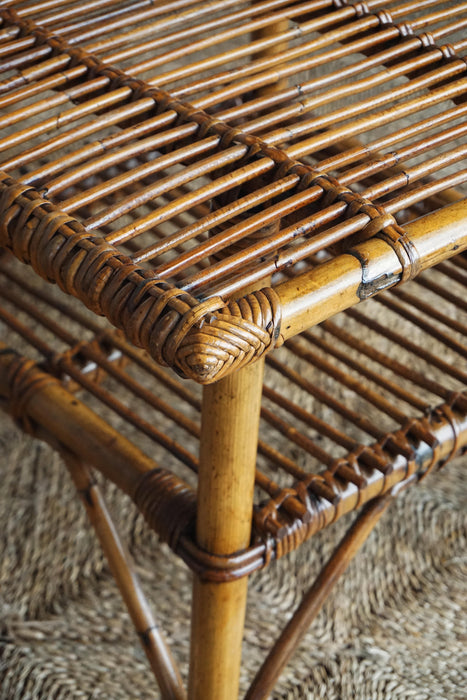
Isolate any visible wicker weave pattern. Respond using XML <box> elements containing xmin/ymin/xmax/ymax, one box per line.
<box><xmin>0</xmin><ymin>250</ymin><xmax>465</xmax><ymax>576</ymax></box>
<box><xmin>0</xmin><ymin>1</ymin><xmax>466</xmax><ymax>382</ymax></box>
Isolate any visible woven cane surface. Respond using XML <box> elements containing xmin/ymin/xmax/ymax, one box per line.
<box><xmin>0</xmin><ymin>1</ymin><xmax>466</xmax><ymax>382</ymax></box>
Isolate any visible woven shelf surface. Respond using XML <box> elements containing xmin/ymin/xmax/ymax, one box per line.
<box><xmin>0</xmin><ymin>250</ymin><xmax>465</xmax><ymax>576</ymax></box>
<box><xmin>0</xmin><ymin>1</ymin><xmax>466</xmax><ymax>381</ymax></box>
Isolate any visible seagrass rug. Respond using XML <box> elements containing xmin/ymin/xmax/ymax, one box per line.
<box><xmin>0</xmin><ymin>416</ymin><xmax>465</xmax><ymax>699</ymax></box>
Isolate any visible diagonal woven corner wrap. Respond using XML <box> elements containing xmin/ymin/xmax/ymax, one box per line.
<box><xmin>0</xmin><ymin>172</ymin><xmax>281</xmax><ymax>383</ymax></box>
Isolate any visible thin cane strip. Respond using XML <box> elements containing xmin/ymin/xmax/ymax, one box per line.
<box><xmin>69</xmin><ymin>0</ymin><xmax>245</xmax><ymax>53</ymax></box>
<box><xmin>163</xmin><ymin>0</ymin><xmax>462</xmax><ymax>101</ymax></box>
<box><xmin>0</xmin><ymin>38</ymin><xmax>46</xmax><ymax>66</ymax></box>
<box><xmin>194</xmin><ymin>20</ymin><xmax>467</xmax><ymax>129</ymax></box>
<box><xmin>346</xmin><ymin>307</ymin><xmax>467</xmax><ymax>388</ymax></box>
<box><xmin>102</xmin><ymin>164</ymin><xmax>299</xmax><ymax>258</ymax></box>
<box><xmin>0</xmin><ymin>283</ymin><xmax>82</xmax><ymax>348</ymax></box>
<box><xmin>0</xmin><ymin>83</ymin><xmax>130</xmax><ymax>156</ymax></box>
<box><xmin>74</xmin><ymin>341</ymin><xmax>200</xmax><ymax>438</ymax></box>
<box><xmin>143</xmin><ymin>12</ymin><xmax>379</xmax><ymax>94</ymax></box>
<box><xmin>308</xmin><ymin>327</ymin><xmax>431</xmax><ymax>412</ymax></box>
<box><xmin>8</xmin><ymin>0</ymin><xmax>467</xmax><ymax>71</ymax></box>
<box><xmin>270</xmin><ymin>59</ymin><xmax>467</xmax><ymax>152</ymax></box>
<box><xmin>390</xmin><ymin>287</ymin><xmax>467</xmax><ymax>338</ymax></box>
<box><xmin>70</xmin><ymin>0</ymin><xmax>354</xmax><ymax>54</ymax></box>
<box><xmin>321</xmin><ymin>316</ymin><xmax>445</xmax><ymax>405</ymax></box>
<box><xmin>103</xmin><ymin>0</ymin><xmax>307</xmax><ymax>66</ymax></box>
<box><xmin>263</xmin><ymin>384</ymin><xmax>359</xmax><ymax>452</ymax></box>
<box><xmin>361</xmin><ymin>145</ymin><xmax>467</xmax><ymax>202</ymax></box>
<box><xmin>130</xmin><ymin>175</ymin><xmax>296</xmax><ymax>264</ymax></box>
<box><xmin>376</xmin><ymin>295</ymin><xmax>467</xmax><ymax>359</ymax></box>
<box><xmin>144</xmin><ymin>182</ymin><xmax>320</xmax><ymax>270</ymax></box>
<box><xmin>451</xmin><ymin>255</ymin><xmax>467</xmax><ymax>271</ymax></box>
<box><xmin>194</xmin><ymin>23</ymin><xmax>411</xmax><ymax>122</ymax></box>
<box><xmin>4</xmin><ymin>98</ymin><xmax>159</xmax><ymax>177</ymax></box>
<box><xmin>0</xmin><ymin>92</ymin><xmax>170</xmax><ymax>174</ymax></box>
<box><xmin>27</xmin><ymin>0</ymin><xmax>223</xmax><ymax>46</ymax></box>
<box><xmin>337</xmin><ymin>124</ymin><xmax>467</xmax><ymax>193</ymax></box>
<box><xmin>266</xmin><ymin>354</ymin><xmax>387</xmax><ymax>440</ymax></box>
<box><xmin>180</xmin><ymin>210</ymin><xmax>362</xmax><ymax>295</ymax></box>
<box><xmin>384</xmin><ymin>169</ymin><xmax>467</xmax><ymax>215</ymax></box>
<box><xmin>41</xmin><ymin>0</ymin><xmax>160</xmax><ymax>33</ymax></box>
<box><xmin>173</xmin><ymin>25</ymin><xmax>467</xmax><ymax>111</ymax></box>
<box><xmin>315</xmin><ymin>103</ymin><xmax>467</xmax><ymax>175</ymax></box>
<box><xmin>79</xmin><ymin>145</ymin><xmax>259</xmax><ymax>230</ymax></box>
<box><xmin>59</xmin><ymin>134</ymin><xmax>224</xmax><ymax>214</ymax></box>
<box><xmin>414</xmin><ymin>275</ymin><xmax>467</xmax><ymax>314</ymax></box>
<box><xmin>281</xmin><ymin>72</ymin><xmax>467</xmax><ymax>162</ymax></box>
<box><xmin>0</xmin><ymin>59</ymin><xmax>84</xmax><ymax>109</ymax></box>
<box><xmin>172</xmin><ymin>17</ymin><xmax>408</xmax><ymax>105</ymax></box>
<box><xmin>58</xmin><ymin>356</ymin><xmax>199</xmax><ymax>472</ymax></box>
<box><xmin>34</xmin><ymin>121</ymin><xmax>199</xmax><ymax>195</ymax></box>
<box><xmin>0</xmin><ymin>10</ymin><xmax>464</xmax><ymax>197</ymax></box>
<box><xmin>185</xmin><ymin>10</ymin><xmax>467</xmax><ymax>115</ymax></box>
<box><xmin>0</xmin><ymin>87</ymin><xmax>77</xmax><ymax>131</ymax></box>
<box><xmin>103</xmin><ymin>177</ymin><xmax>212</xmax><ymax>264</ymax></box>
<box><xmin>286</xmin><ymin>337</ymin><xmax>413</xmax><ymax>425</ymax></box>
<box><xmin>261</xmin><ymin>403</ymin><xmax>337</xmax><ymax>467</ymax></box>
<box><xmin>18</xmin><ymin>0</ymin><xmax>151</xmax><ymax>23</ymax></box>
<box><xmin>0</xmin><ymin>304</ymin><xmax>57</xmax><ymax>359</ymax></box>
<box><xmin>435</xmin><ymin>260</ymin><xmax>467</xmax><ymax>286</ymax></box>
<box><xmin>124</xmin><ymin>11</ymin><xmax>300</xmax><ymax>83</ymax></box>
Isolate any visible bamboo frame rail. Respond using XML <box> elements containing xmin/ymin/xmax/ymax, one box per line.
<box><xmin>276</xmin><ymin>199</ymin><xmax>467</xmax><ymax>342</ymax></box>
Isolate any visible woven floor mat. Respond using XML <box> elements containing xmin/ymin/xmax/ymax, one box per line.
<box><xmin>0</xmin><ymin>419</ymin><xmax>465</xmax><ymax>700</ymax></box>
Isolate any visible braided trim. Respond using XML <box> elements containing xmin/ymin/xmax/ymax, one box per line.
<box><xmin>0</xmin><ymin>172</ymin><xmax>281</xmax><ymax>383</ymax></box>
<box><xmin>252</xmin><ymin>397</ymin><xmax>467</xmax><ymax>557</ymax></box>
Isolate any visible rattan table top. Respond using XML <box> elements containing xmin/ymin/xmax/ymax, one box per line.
<box><xmin>0</xmin><ymin>0</ymin><xmax>466</xmax><ymax>383</ymax></box>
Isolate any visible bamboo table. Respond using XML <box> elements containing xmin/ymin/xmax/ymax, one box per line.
<box><xmin>0</xmin><ymin>1</ymin><xmax>466</xmax><ymax>698</ymax></box>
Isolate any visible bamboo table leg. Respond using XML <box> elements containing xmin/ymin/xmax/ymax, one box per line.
<box><xmin>188</xmin><ymin>358</ymin><xmax>264</xmax><ymax>700</ymax></box>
